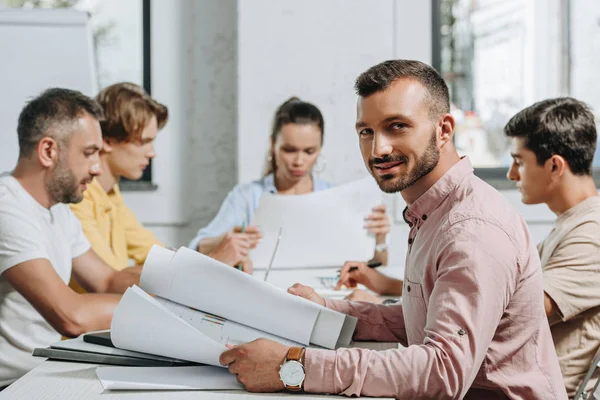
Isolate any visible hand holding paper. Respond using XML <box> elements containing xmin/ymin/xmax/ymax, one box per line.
<box><xmin>219</xmin><ymin>338</ymin><xmax>289</xmax><ymax>393</ymax></box>
<box><xmin>288</xmin><ymin>283</ymin><xmax>326</xmax><ymax>307</ymax></box>
<box><xmin>250</xmin><ymin>177</ymin><xmax>383</xmax><ymax>269</ymax></box>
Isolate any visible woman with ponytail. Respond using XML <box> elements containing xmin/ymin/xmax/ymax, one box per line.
<box><xmin>188</xmin><ymin>97</ymin><xmax>390</xmax><ymax>272</ymax></box>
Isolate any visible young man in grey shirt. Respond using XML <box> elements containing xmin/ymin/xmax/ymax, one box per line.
<box><xmin>505</xmin><ymin>97</ymin><xmax>600</xmax><ymax>397</ymax></box>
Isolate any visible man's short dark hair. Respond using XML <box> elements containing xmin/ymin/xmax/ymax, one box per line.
<box><xmin>504</xmin><ymin>97</ymin><xmax>597</xmax><ymax>176</ymax></box>
<box><xmin>354</xmin><ymin>59</ymin><xmax>450</xmax><ymax>119</ymax></box>
<box><xmin>17</xmin><ymin>88</ymin><xmax>104</xmax><ymax>159</ymax></box>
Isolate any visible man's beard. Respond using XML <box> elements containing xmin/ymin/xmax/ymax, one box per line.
<box><xmin>369</xmin><ymin>130</ymin><xmax>440</xmax><ymax>194</ymax></box>
<box><xmin>46</xmin><ymin>157</ymin><xmax>86</xmax><ymax>204</ymax></box>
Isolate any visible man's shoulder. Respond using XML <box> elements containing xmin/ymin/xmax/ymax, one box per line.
<box><xmin>447</xmin><ymin>174</ymin><xmax>520</xmax><ymax>229</ymax></box>
<box><xmin>437</xmin><ymin>174</ymin><xmax>530</xmax><ymax>259</ymax></box>
<box><xmin>545</xmin><ymin>197</ymin><xmax>600</xmax><ymax>246</ymax></box>
<box><xmin>0</xmin><ymin>176</ymin><xmax>32</xmax><ymax>220</ymax></box>
<box><xmin>0</xmin><ymin>172</ymin><xmax>20</xmax><ymax>203</ymax></box>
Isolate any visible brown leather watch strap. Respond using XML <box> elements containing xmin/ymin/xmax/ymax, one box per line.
<box><xmin>284</xmin><ymin>347</ymin><xmax>306</xmax><ymax>392</ymax></box>
<box><xmin>286</xmin><ymin>346</ymin><xmax>304</xmax><ymax>362</ymax></box>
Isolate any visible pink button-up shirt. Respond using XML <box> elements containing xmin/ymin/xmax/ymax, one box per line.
<box><xmin>304</xmin><ymin>158</ymin><xmax>567</xmax><ymax>399</ymax></box>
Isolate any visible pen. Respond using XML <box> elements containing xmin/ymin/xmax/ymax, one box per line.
<box><xmin>236</xmin><ymin>217</ymin><xmax>246</xmax><ymax>271</ymax></box>
<box><xmin>343</xmin><ymin>260</ymin><xmax>383</xmax><ymax>274</ymax></box>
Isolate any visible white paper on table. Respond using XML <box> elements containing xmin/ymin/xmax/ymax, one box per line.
<box><xmin>249</xmin><ymin>177</ymin><xmax>383</xmax><ymax>269</ymax></box>
<box><xmin>141</xmin><ymin>247</ymin><xmax>323</xmax><ymax>346</ymax></box>
<box><xmin>96</xmin><ymin>366</ymin><xmax>243</xmax><ymax>391</ymax></box>
<box><xmin>156</xmin><ymin>297</ymin><xmax>303</xmax><ymax>347</ymax></box>
<box><xmin>111</xmin><ymin>286</ymin><xmax>227</xmax><ymax>366</ymax></box>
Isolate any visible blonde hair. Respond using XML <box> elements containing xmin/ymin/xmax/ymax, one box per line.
<box><xmin>95</xmin><ymin>82</ymin><xmax>168</xmax><ymax>142</ymax></box>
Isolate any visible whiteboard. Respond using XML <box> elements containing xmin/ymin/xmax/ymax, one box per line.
<box><xmin>0</xmin><ymin>9</ymin><xmax>96</xmax><ymax>172</ymax></box>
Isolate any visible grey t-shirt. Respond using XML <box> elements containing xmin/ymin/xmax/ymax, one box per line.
<box><xmin>539</xmin><ymin>196</ymin><xmax>600</xmax><ymax>397</ymax></box>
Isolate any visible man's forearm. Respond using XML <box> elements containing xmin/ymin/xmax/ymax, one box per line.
<box><xmin>59</xmin><ymin>292</ymin><xmax>121</xmax><ymax>337</ymax></box>
<box><xmin>325</xmin><ymin>299</ymin><xmax>407</xmax><ymax>343</ymax></box>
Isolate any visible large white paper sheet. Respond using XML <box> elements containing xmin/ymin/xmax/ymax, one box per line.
<box><xmin>139</xmin><ymin>246</ymin><xmax>176</xmax><ymax>295</ymax></box>
<box><xmin>156</xmin><ymin>297</ymin><xmax>302</xmax><ymax>347</ymax></box>
<box><xmin>142</xmin><ymin>247</ymin><xmax>323</xmax><ymax>346</ymax></box>
<box><xmin>96</xmin><ymin>366</ymin><xmax>242</xmax><ymax>391</ymax></box>
<box><xmin>111</xmin><ymin>286</ymin><xmax>227</xmax><ymax>366</ymax></box>
<box><xmin>250</xmin><ymin>177</ymin><xmax>383</xmax><ymax>269</ymax></box>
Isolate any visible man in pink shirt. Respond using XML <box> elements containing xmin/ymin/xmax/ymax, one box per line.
<box><xmin>220</xmin><ymin>60</ymin><xmax>567</xmax><ymax>399</ymax></box>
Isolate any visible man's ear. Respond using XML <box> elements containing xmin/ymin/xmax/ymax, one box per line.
<box><xmin>548</xmin><ymin>155</ymin><xmax>567</xmax><ymax>180</ymax></box>
<box><xmin>439</xmin><ymin>113</ymin><xmax>456</xmax><ymax>147</ymax></box>
<box><xmin>102</xmin><ymin>137</ymin><xmax>114</xmax><ymax>153</ymax></box>
<box><xmin>37</xmin><ymin>137</ymin><xmax>59</xmax><ymax>168</ymax></box>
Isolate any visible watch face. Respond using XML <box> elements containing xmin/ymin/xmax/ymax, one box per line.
<box><xmin>279</xmin><ymin>360</ymin><xmax>305</xmax><ymax>386</ymax></box>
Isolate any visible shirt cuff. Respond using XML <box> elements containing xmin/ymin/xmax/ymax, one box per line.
<box><xmin>72</xmin><ymin>241</ymin><xmax>91</xmax><ymax>259</ymax></box>
<box><xmin>324</xmin><ymin>298</ymin><xmax>351</xmax><ymax>314</ymax></box>
<box><xmin>543</xmin><ymin>280</ymin><xmax>574</xmax><ymax>322</ymax></box>
<box><xmin>304</xmin><ymin>348</ymin><xmax>337</xmax><ymax>394</ymax></box>
<box><xmin>0</xmin><ymin>251</ymin><xmax>49</xmax><ymax>274</ymax></box>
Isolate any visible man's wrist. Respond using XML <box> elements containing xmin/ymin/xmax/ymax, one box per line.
<box><xmin>279</xmin><ymin>347</ymin><xmax>306</xmax><ymax>392</ymax></box>
<box><xmin>374</xmin><ymin>243</ymin><xmax>388</xmax><ymax>253</ymax></box>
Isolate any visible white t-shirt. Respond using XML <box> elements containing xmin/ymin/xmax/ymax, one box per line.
<box><xmin>0</xmin><ymin>172</ymin><xmax>90</xmax><ymax>385</ymax></box>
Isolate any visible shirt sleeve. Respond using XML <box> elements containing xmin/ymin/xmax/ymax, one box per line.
<box><xmin>121</xmin><ymin>203</ymin><xmax>163</xmax><ymax>266</ymax></box>
<box><xmin>543</xmin><ymin>220</ymin><xmax>600</xmax><ymax>322</ymax></box>
<box><xmin>304</xmin><ymin>220</ymin><xmax>520</xmax><ymax>398</ymax></box>
<box><xmin>188</xmin><ymin>186</ymin><xmax>249</xmax><ymax>250</ymax></box>
<box><xmin>325</xmin><ymin>298</ymin><xmax>407</xmax><ymax>344</ymax></box>
<box><xmin>0</xmin><ymin>206</ymin><xmax>50</xmax><ymax>274</ymax></box>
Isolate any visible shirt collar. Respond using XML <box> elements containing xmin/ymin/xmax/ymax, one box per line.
<box><xmin>87</xmin><ymin>178</ymin><xmax>120</xmax><ymax>212</ymax></box>
<box><xmin>556</xmin><ymin>195</ymin><xmax>600</xmax><ymax>225</ymax></box>
<box><xmin>404</xmin><ymin>156</ymin><xmax>474</xmax><ymax>225</ymax></box>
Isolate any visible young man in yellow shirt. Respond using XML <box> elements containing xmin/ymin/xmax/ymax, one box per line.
<box><xmin>69</xmin><ymin>83</ymin><xmax>167</xmax><ymax>280</ymax></box>
<box><xmin>70</xmin><ymin>83</ymin><xmax>253</xmax><ymax>292</ymax></box>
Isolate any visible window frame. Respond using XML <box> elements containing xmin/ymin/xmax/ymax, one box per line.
<box><xmin>120</xmin><ymin>0</ymin><xmax>157</xmax><ymax>191</ymax></box>
<box><xmin>431</xmin><ymin>0</ymin><xmax>600</xmax><ymax>189</ymax></box>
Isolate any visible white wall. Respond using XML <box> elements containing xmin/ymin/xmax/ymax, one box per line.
<box><xmin>237</xmin><ymin>0</ymin><xmax>432</xmax><ymax>186</ymax></box>
<box><xmin>236</xmin><ymin>0</ymin><xmax>432</xmax><ymax>266</ymax></box>
<box><xmin>123</xmin><ymin>0</ymin><xmax>239</xmax><ymax>246</ymax></box>
<box><xmin>127</xmin><ymin>0</ymin><xmax>559</xmax><ymax>268</ymax></box>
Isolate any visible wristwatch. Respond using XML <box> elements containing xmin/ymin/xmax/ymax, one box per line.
<box><xmin>279</xmin><ymin>347</ymin><xmax>306</xmax><ymax>392</ymax></box>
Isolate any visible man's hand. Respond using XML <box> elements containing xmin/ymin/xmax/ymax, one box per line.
<box><xmin>365</xmin><ymin>204</ymin><xmax>390</xmax><ymax>241</ymax></box>
<box><xmin>219</xmin><ymin>338</ymin><xmax>289</xmax><ymax>392</ymax></box>
<box><xmin>337</xmin><ymin>261</ymin><xmax>403</xmax><ymax>296</ymax></box>
<box><xmin>287</xmin><ymin>283</ymin><xmax>325</xmax><ymax>307</ymax></box>
<box><xmin>344</xmin><ymin>288</ymin><xmax>382</xmax><ymax>303</ymax></box>
<box><xmin>337</xmin><ymin>261</ymin><xmax>378</xmax><ymax>290</ymax></box>
<box><xmin>107</xmin><ymin>265</ymin><xmax>142</xmax><ymax>294</ymax></box>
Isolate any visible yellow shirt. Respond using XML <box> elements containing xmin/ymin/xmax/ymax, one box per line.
<box><xmin>69</xmin><ymin>179</ymin><xmax>163</xmax><ymax>291</ymax></box>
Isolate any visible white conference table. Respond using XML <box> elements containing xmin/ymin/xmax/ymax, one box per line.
<box><xmin>0</xmin><ymin>267</ymin><xmax>404</xmax><ymax>399</ymax></box>
<box><xmin>1</xmin><ymin>341</ymin><xmax>398</xmax><ymax>400</ymax></box>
